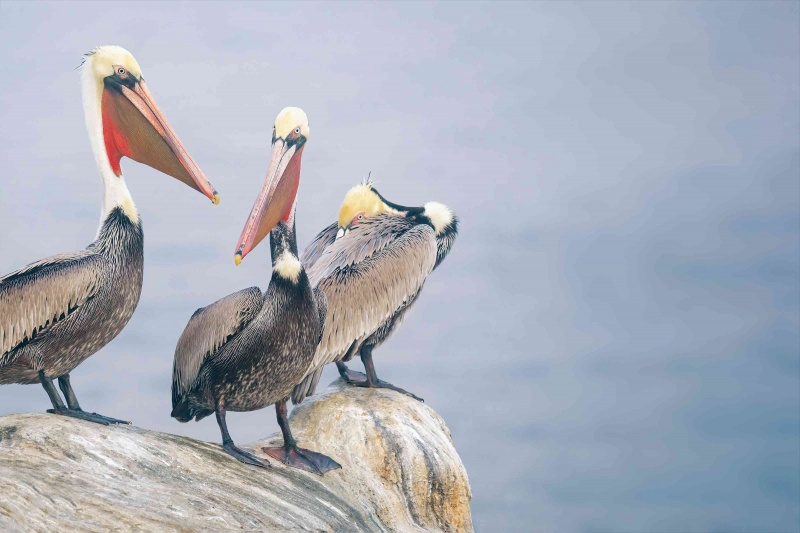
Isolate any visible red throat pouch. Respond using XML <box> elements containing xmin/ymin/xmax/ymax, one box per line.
<box><xmin>101</xmin><ymin>89</ymin><xmax>129</xmax><ymax>176</ymax></box>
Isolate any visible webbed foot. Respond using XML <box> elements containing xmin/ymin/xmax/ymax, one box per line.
<box><xmin>262</xmin><ymin>445</ymin><xmax>341</xmax><ymax>475</ymax></box>
<box><xmin>348</xmin><ymin>346</ymin><xmax>424</xmax><ymax>402</ymax></box>
<box><xmin>47</xmin><ymin>408</ymin><xmax>130</xmax><ymax>426</ymax></box>
<box><xmin>337</xmin><ymin>362</ymin><xmax>368</xmax><ymax>385</ymax></box>
<box><xmin>223</xmin><ymin>442</ymin><xmax>271</xmax><ymax>469</ymax></box>
<box><xmin>351</xmin><ymin>379</ymin><xmax>424</xmax><ymax>402</ymax></box>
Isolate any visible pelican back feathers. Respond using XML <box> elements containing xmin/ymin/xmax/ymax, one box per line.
<box><xmin>300</xmin><ymin>222</ymin><xmax>338</xmax><ymax>269</ymax></box>
<box><xmin>301</xmin><ymin>214</ymin><xmax>436</xmax><ymax>385</ymax></box>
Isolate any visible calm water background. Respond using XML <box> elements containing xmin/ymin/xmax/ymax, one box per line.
<box><xmin>1</xmin><ymin>2</ymin><xmax>798</xmax><ymax>532</ymax></box>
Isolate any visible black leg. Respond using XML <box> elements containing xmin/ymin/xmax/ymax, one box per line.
<box><xmin>215</xmin><ymin>397</ymin><xmax>270</xmax><ymax>469</ymax></box>
<box><xmin>58</xmin><ymin>374</ymin><xmax>82</xmax><ymax>410</ymax></box>
<box><xmin>262</xmin><ymin>398</ymin><xmax>341</xmax><ymax>476</ymax></box>
<box><xmin>336</xmin><ymin>361</ymin><xmax>367</xmax><ymax>384</ymax></box>
<box><xmin>40</xmin><ymin>371</ymin><xmax>128</xmax><ymax>425</ymax></box>
<box><xmin>361</xmin><ymin>345</ymin><xmax>380</xmax><ymax>387</ymax></box>
<box><xmin>274</xmin><ymin>399</ymin><xmax>296</xmax><ymax>448</ymax></box>
<box><xmin>59</xmin><ymin>373</ymin><xmax>128</xmax><ymax>424</ymax></box>
<box><xmin>40</xmin><ymin>371</ymin><xmax>67</xmax><ymax>410</ymax></box>
<box><xmin>351</xmin><ymin>345</ymin><xmax>424</xmax><ymax>402</ymax></box>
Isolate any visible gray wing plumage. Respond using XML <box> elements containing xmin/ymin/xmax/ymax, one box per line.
<box><xmin>0</xmin><ymin>250</ymin><xmax>105</xmax><ymax>367</ymax></box>
<box><xmin>312</xmin><ymin>286</ymin><xmax>327</xmax><ymax>344</ymax></box>
<box><xmin>171</xmin><ymin>286</ymin><xmax>264</xmax><ymax>407</ymax></box>
<box><xmin>304</xmin><ymin>214</ymin><xmax>437</xmax><ymax>377</ymax></box>
<box><xmin>291</xmin><ymin>365</ymin><xmax>323</xmax><ymax>404</ymax></box>
<box><xmin>300</xmin><ymin>222</ymin><xmax>338</xmax><ymax>269</ymax></box>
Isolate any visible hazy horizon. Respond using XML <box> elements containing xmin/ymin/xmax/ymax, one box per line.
<box><xmin>1</xmin><ymin>2</ymin><xmax>798</xmax><ymax>532</ymax></box>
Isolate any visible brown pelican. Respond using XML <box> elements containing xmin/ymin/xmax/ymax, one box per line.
<box><xmin>171</xmin><ymin>107</ymin><xmax>339</xmax><ymax>475</ymax></box>
<box><xmin>0</xmin><ymin>46</ymin><xmax>218</xmax><ymax>426</ymax></box>
<box><xmin>291</xmin><ymin>181</ymin><xmax>458</xmax><ymax>404</ymax></box>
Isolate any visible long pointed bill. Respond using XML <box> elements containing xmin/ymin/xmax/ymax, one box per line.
<box><xmin>234</xmin><ymin>138</ymin><xmax>303</xmax><ymax>265</ymax></box>
<box><xmin>102</xmin><ymin>78</ymin><xmax>219</xmax><ymax>204</ymax></box>
<box><xmin>371</xmin><ymin>187</ymin><xmax>420</xmax><ymax>216</ymax></box>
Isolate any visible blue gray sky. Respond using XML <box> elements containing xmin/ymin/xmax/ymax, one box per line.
<box><xmin>1</xmin><ymin>2</ymin><xmax>798</xmax><ymax>532</ymax></box>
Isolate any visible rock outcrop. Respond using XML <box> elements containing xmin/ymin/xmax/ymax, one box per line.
<box><xmin>0</xmin><ymin>379</ymin><xmax>472</xmax><ymax>532</ymax></box>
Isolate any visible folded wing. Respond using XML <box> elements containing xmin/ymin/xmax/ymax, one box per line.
<box><xmin>0</xmin><ymin>250</ymin><xmax>105</xmax><ymax>367</ymax></box>
<box><xmin>171</xmin><ymin>286</ymin><xmax>264</xmax><ymax>407</ymax></box>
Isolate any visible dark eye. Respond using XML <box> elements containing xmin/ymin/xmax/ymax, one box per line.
<box><xmin>117</xmin><ymin>67</ymin><xmax>126</xmax><ymax>75</ymax></box>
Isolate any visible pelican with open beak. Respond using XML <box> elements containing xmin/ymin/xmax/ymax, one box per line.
<box><xmin>0</xmin><ymin>46</ymin><xmax>219</xmax><ymax>426</ymax></box>
<box><xmin>171</xmin><ymin>107</ymin><xmax>339</xmax><ymax>474</ymax></box>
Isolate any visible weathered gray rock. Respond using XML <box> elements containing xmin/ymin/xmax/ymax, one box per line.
<box><xmin>0</xmin><ymin>379</ymin><xmax>472</xmax><ymax>532</ymax></box>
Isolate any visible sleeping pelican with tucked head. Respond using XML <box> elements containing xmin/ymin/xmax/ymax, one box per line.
<box><xmin>291</xmin><ymin>179</ymin><xmax>458</xmax><ymax>404</ymax></box>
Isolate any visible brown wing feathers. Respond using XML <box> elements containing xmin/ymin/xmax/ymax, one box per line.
<box><xmin>171</xmin><ymin>286</ymin><xmax>264</xmax><ymax>407</ymax></box>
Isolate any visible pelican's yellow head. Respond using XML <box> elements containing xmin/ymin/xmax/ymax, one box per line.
<box><xmin>274</xmin><ymin>107</ymin><xmax>310</xmax><ymax>141</ymax></box>
<box><xmin>336</xmin><ymin>183</ymin><xmax>391</xmax><ymax>238</ymax></box>
<box><xmin>86</xmin><ymin>45</ymin><xmax>143</xmax><ymax>83</ymax></box>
